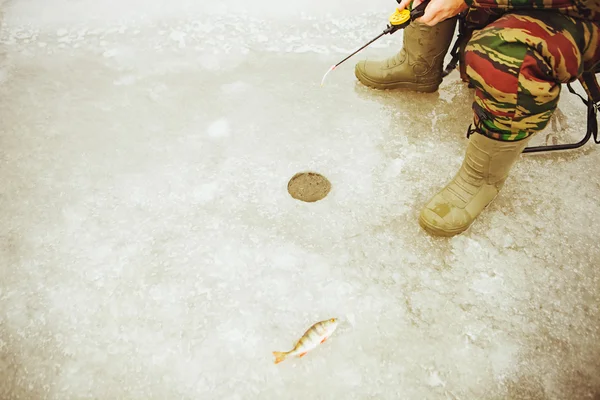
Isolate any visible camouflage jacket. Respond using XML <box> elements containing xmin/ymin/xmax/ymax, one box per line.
<box><xmin>463</xmin><ymin>0</ymin><xmax>600</xmax><ymax>21</ymax></box>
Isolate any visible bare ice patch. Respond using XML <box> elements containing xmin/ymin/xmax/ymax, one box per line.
<box><xmin>220</xmin><ymin>81</ymin><xmax>250</xmax><ymax>95</ymax></box>
<box><xmin>207</xmin><ymin>118</ymin><xmax>230</xmax><ymax>138</ymax></box>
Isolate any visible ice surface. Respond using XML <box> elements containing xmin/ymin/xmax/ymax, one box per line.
<box><xmin>0</xmin><ymin>0</ymin><xmax>599</xmax><ymax>399</ymax></box>
<box><xmin>207</xmin><ymin>118</ymin><xmax>231</xmax><ymax>139</ymax></box>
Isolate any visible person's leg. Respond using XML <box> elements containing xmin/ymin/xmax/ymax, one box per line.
<box><xmin>419</xmin><ymin>12</ymin><xmax>600</xmax><ymax>237</ymax></box>
<box><xmin>354</xmin><ymin>18</ymin><xmax>457</xmax><ymax>93</ymax></box>
<box><xmin>467</xmin><ymin>12</ymin><xmax>598</xmax><ymax>140</ymax></box>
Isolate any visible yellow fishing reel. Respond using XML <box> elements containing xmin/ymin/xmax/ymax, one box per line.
<box><xmin>389</xmin><ymin>8</ymin><xmax>411</xmax><ymax>29</ymax></box>
<box><xmin>385</xmin><ymin>0</ymin><xmax>430</xmax><ymax>34</ymax></box>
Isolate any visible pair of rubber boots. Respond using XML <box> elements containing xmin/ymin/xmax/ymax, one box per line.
<box><xmin>355</xmin><ymin>18</ymin><xmax>532</xmax><ymax>237</ymax></box>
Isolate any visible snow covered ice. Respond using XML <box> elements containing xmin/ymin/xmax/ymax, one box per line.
<box><xmin>0</xmin><ymin>0</ymin><xmax>599</xmax><ymax>399</ymax></box>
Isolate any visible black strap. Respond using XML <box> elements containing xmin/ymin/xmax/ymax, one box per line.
<box><xmin>442</xmin><ymin>39</ymin><xmax>462</xmax><ymax>78</ymax></box>
<box><xmin>442</xmin><ymin>14</ymin><xmax>469</xmax><ymax>78</ymax></box>
<box><xmin>567</xmin><ymin>82</ymin><xmax>589</xmax><ymax>106</ymax></box>
<box><xmin>589</xmin><ymin>99</ymin><xmax>599</xmax><ymax>145</ymax></box>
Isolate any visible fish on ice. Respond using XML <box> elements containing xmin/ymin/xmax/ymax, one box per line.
<box><xmin>273</xmin><ymin>318</ymin><xmax>339</xmax><ymax>364</ymax></box>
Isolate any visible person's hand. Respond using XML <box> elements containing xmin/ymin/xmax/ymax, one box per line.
<box><xmin>396</xmin><ymin>0</ymin><xmax>423</xmax><ymax>12</ymax></box>
<box><xmin>397</xmin><ymin>0</ymin><xmax>468</xmax><ymax>26</ymax></box>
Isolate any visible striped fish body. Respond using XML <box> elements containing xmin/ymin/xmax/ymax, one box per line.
<box><xmin>273</xmin><ymin>318</ymin><xmax>338</xmax><ymax>364</ymax></box>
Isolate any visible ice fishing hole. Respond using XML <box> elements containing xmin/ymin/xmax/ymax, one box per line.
<box><xmin>288</xmin><ymin>172</ymin><xmax>331</xmax><ymax>203</ymax></box>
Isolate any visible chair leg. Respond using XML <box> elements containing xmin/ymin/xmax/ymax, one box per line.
<box><xmin>523</xmin><ymin>99</ymin><xmax>598</xmax><ymax>154</ymax></box>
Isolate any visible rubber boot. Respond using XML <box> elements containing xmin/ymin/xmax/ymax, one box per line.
<box><xmin>419</xmin><ymin>132</ymin><xmax>534</xmax><ymax>237</ymax></box>
<box><xmin>355</xmin><ymin>18</ymin><xmax>457</xmax><ymax>92</ymax></box>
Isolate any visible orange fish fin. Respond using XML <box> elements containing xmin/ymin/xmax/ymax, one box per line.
<box><xmin>273</xmin><ymin>351</ymin><xmax>287</xmax><ymax>364</ymax></box>
<box><xmin>299</xmin><ymin>352</ymin><xmax>307</xmax><ymax>358</ymax></box>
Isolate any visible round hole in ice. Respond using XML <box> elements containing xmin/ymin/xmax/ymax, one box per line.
<box><xmin>287</xmin><ymin>172</ymin><xmax>331</xmax><ymax>203</ymax></box>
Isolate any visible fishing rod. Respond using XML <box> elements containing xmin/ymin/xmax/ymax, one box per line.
<box><xmin>321</xmin><ymin>0</ymin><xmax>431</xmax><ymax>86</ymax></box>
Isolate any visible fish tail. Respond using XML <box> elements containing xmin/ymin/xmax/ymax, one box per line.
<box><xmin>273</xmin><ymin>351</ymin><xmax>288</xmax><ymax>364</ymax></box>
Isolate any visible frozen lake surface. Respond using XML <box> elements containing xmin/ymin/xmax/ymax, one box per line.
<box><xmin>0</xmin><ymin>0</ymin><xmax>599</xmax><ymax>399</ymax></box>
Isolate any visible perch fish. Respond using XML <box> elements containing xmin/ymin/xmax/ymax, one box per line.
<box><xmin>273</xmin><ymin>318</ymin><xmax>339</xmax><ymax>364</ymax></box>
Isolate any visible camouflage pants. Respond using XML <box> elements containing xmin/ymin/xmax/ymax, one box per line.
<box><xmin>464</xmin><ymin>10</ymin><xmax>600</xmax><ymax>141</ymax></box>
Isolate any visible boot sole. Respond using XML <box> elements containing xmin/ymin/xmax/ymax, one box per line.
<box><xmin>355</xmin><ymin>65</ymin><xmax>440</xmax><ymax>93</ymax></box>
<box><xmin>418</xmin><ymin>214</ymin><xmax>470</xmax><ymax>238</ymax></box>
